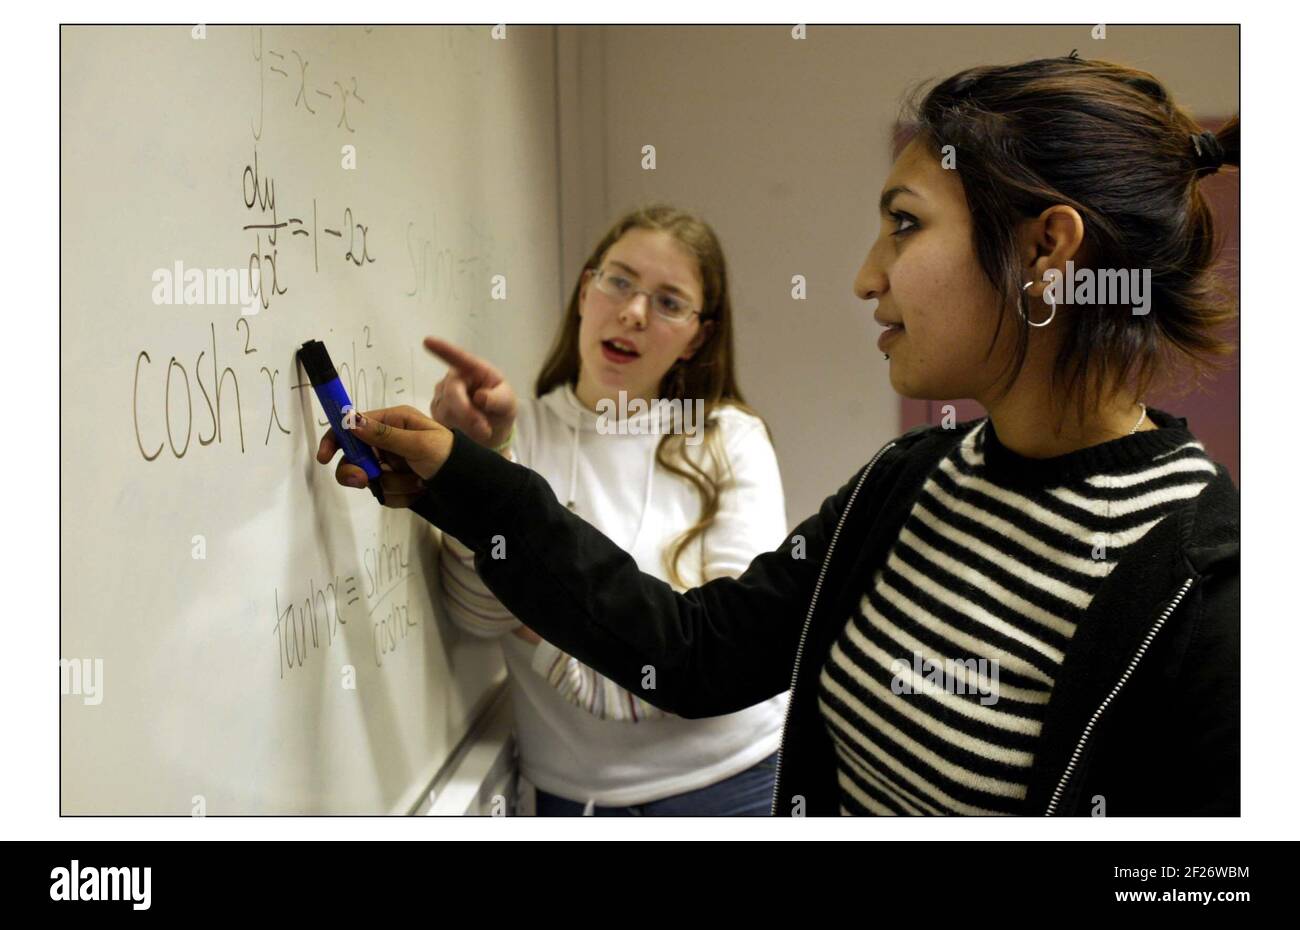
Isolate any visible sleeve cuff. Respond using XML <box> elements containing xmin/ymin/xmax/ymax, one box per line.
<box><xmin>408</xmin><ymin>427</ymin><xmax>531</xmax><ymax>552</ymax></box>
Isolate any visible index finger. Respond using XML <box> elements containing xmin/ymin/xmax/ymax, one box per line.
<box><xmin>423</xmin><ymin>337</ymin><xmax>500</xmax><ymax>381</ymax></box>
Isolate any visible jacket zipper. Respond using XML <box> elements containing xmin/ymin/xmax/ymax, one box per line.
<box><xmin>771</xmin><ymin>441</ymin><xmax>895</xmax><ymax>815</ymax></box>
<box><xmin>1043</xmin><ymin>576</ymin><xmax>1196</xmax><ymax>816</ymax></box>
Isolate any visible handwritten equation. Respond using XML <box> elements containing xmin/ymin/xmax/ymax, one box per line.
<box><xmin>272</xmin><ymin>527</ymin><xmax>419</xmax><ymax>678</ymax></box>
<box><xmin>131</xmin><ymin>319</ymin><xmax>414</xmax><ymax>460</ymax></box>
<box><xmin>250</xmin><ymin>27</ymin><xmax>366</xmax><ymax>140</ymax></box>
<box><xmin>241</xmin><ymin>147</ymin><xmax>376</xmax><ymax>314</ymax></box>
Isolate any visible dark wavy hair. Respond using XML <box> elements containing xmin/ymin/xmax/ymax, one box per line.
<box><xmin>899</xmin><ymin>52</ymin><xmax>1238</xmax><ymax>426</ymax></box>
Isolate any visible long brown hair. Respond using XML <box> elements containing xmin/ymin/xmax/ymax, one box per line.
<box><xmin>900</xmin><ymin>52</ymin><xmax>1238</xmax><ymax>428</ymax></box>
<box><xmin>535</xmin><ymin>204</ymin><xmax>767</xmax><ymax>588</ymax></box>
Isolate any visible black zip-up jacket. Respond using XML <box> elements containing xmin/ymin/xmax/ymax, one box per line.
<box><xmin>411</xmin><ymin>411</ymin><xmax>1240</xmax><ymax>816</ymax></box>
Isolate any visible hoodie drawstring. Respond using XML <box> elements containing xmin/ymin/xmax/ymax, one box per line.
<box><xmin>563</xmin><ymin>399</ymin><xmax>657</xmax><ymax>554</ymax></box>
<box><xmin>632</xmin><ymin>446</ymin><xmax>655</xmax><ymax>552</ymax></box>
<box><xmin>565</xmin><ymin>424</ymin><xmax>580</xmax><ymax>510</ymax></box>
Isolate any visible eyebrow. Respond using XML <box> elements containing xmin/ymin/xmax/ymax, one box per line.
<box><xmin>879</xmin><ymin>185</ymin><xmax>921</xmax><ymax>213</ymax></box>
<box><xmin>607</xmin><ymin>259</ymin><xmax>692</xmax><ymax>298</ymax></box>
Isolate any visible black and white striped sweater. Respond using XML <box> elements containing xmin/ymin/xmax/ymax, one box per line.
<box><xmin>818</xmin><ymin>418</ymin><xmax>1219</xmax><ymax>815</ymax></box>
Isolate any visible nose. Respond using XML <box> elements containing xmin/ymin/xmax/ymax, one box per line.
<box><xmin>619</xmin><ymin>292</ymin><xmax>650</xmax><ymax>329</ymax></box>
<box><xmin>854</xmin><ymin>239</ymin><xmax>888</xmax><ymax>302</ymax></box>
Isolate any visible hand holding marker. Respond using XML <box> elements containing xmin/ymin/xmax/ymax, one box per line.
<box><xmin>301</xmin><ymin>340</ymin><xmax>450</xmax><ymax>506</ymax></box>
<box><xmin>306</xmin><ymin>338</ymin><xmax>481</xmax><ymax>506</ymax></box>
<box><xmin>314</xmin><ymin>402</ymin><xmax>454</xmax><ymax>507</ymax></box>
<box><xmin>298</xmin><ymin>340</ymin><xmax>389</xmax><ymax>501</ymax></box>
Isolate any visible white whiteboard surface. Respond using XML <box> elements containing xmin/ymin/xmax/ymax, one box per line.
<box><xmin>60</xmin><ymin>24</ymin><xmax>560</xmax><ymax>813</ymax></box>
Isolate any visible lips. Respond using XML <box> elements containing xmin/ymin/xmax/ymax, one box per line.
<box><xmin>601</xmin><ymin>338</ymin><xmax>641</xmax><ymax>364</ymax></box>
<box><xmin>877</xmin><ymin>323</ymin><xmax>905</xmax><ymax>353</ymax></box>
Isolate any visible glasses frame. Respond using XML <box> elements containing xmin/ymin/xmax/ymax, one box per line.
<box><xmin>587</xmin><ymin>266</ymin><xmax>704</xmax><ymax>324</ymax></box>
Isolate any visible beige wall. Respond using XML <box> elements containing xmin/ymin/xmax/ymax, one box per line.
<box><xmin>556</xmin><ymin>25</ymin><xmax>1239</xmax><ymax>525</ymax></box>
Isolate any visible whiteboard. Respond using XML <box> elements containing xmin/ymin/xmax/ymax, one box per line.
<box><xmin>60</xmin><ymin>24</ymin><xmax>560</xmax><ymax>813</ymax></box>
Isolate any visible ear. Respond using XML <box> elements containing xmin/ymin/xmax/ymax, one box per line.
<box><xmin>680</xmin><ymin>319</ymin><xmax>714</xmax><ymax>361</ymax></box>
<box><xmin>1025</xmin><ymin>205</ymin><xmax>1086</xmax><ymax>285</ymax></box>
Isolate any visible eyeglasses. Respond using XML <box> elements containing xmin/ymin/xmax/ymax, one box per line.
<box><xmin>588</xmin><ymin>267</ymin><xmax>702</xmax><ymax>324</ymax></box>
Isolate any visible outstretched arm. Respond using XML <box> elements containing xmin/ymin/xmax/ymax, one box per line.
<box><xmin>317</xmin><ymin>406</ymin><xmax>872</xmax><ymax>718</ymax></box>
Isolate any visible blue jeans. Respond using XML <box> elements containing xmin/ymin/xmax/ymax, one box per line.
<box><xmin>534</xmin><ymin>751</ymin><xmax>778</xmax><ymax>816</ymax></box>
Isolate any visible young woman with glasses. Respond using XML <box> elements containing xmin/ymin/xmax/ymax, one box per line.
<box><xmin>421</xmin><ymin>204</ymin><xmax>789</xmax><ymax>815</ymax></box>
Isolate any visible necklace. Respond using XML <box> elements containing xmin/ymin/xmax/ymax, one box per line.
<box><xmin>1129</xmin><ymin>402</ymin><xmax>1148</xmax><ymax>435</ymax></box>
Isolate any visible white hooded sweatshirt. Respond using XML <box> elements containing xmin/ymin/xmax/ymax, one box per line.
<box><xmin>439</xmin><ymin>382</ymin><xmax>790</xmax><ymax>806</ymax></box>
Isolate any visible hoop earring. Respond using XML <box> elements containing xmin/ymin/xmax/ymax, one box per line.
<box><xmin>1020</xmin><ymin>281</ymin><xmax>1056</xmax><ymax>328</ymax></box>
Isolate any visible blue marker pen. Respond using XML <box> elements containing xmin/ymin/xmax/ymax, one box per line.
<box><xmin>298</xmin><ymin>339</ymin><xmax>385</xmax><ymax>503</ymax></box>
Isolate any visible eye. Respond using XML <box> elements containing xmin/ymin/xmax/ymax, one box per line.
<box><xmin>657</xmin><ymin>293</ymin><xmax>685</xmax><ymax>315</ymax></box>
<box><xmin>888</xmin><ymin>210</ymin><xmax>918</xmax><ymax>236</ymax></box>
<box><xmin>609</xmin><ymin>274</ymin><xmax>633</xmax><ymax>292</ymax></box>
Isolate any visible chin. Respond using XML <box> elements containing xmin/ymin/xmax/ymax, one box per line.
<box><xmin>889</xmin><ymin>369</ymin><xmax>944</xmax><ymax>402</ymax></box>
<box><xmin>887</xmin><ymin>366</ymin><xmax>915</xmax><ymax>397</ymax></box>
<box><xmin>598</xmin><ymin>366</ymin><xmax>632</xmax><ymax>387</ymax></box>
